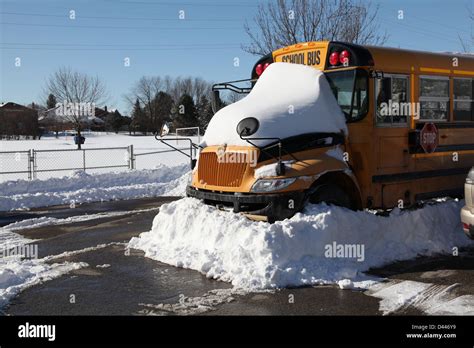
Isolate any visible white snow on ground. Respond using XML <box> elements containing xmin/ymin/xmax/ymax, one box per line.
<box><xmin>96</xmin><ymin>264</ymin><xmax>111</xmax><ymax>268</ymax></box>
<box><xmin>0</xmin><ymin>208</ymin><xmax>133</xmax><ymax>308</ymax></box>
<box><xmin>42</xmin><ymin>242</ymin><xmax>126</xmax><ymax>262</ymax></box>
<box><xmin>0</xmin><ymin>133</ymin><xmax>196</xmax><ymax>165</ymax></box>
<box><xmin>0</xmin><ymin>226</ymin><xmax>87</xmax><ymax>308</ymax></box>
<box><xmin>0</xmin><ymin>133</ymin><xmax>198</xmax><ymax>182</ymax></box>
<box><xmin>138</xmin><ymin>288</ymin><xmax>253</xmax><ymax>315</ymax></box>
<box><xmin>3</xmin><ymin>208</ymin><xmax>162</xmax><ymax>232</ymax></box>
<box><xmin>129</xmin><ymin>198</ymin><xmax>473</xmax><ymax>291</ymax></box>
<box><xmin>161</xmin><ymin>171</ymin><xmax>192</xmax><ymax>197</ymax></box>
<box><xmin>0</xmin><ymin>229</ymin><xmax>32</xmax><ymax>250</ymax></box>
<box><xmin>367</xmin><ymin>280</ymin><xmax>474</xmax><ymax>315</ymax></box>
<box><xmin>0</xmin><ymin>164</ymin><xmax>190</xmax><ymax>211</ymax></box>
<box><xmin>0</xmin><ymin>259</ymin><xmax>86</xmax><ymax>309</ymax></box>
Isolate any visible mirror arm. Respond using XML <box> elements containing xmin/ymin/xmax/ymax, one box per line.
<box><xmin>155</xmin><ymin>135</ymin><xmax>196</xmax><ymax>169</ymax></box>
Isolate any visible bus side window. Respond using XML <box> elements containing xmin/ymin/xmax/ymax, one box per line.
<box><xmin>376</xmin><ymin>74</ymin><xmax>409</xmax><ymax>127</ymax></box>
<box><xmin>419</xmin><ymin>76</ymin><xmax>449</xmax><ymax>121</ymax></box>
<box><xmin>453</xmin><ymin>78</ymin><xmax>473</xmax><ymax>121</ymax></box>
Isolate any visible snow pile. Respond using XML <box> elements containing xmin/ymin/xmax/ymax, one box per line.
<box><xmin>0</xmin><ymin>164</ymin><xmax>190</xmax><ymax>211</ymax></box>
<box><xmin>202</xmin><ymin>62</ymin><xmax>347</xmax><ymax>147</ymax></box>
<box><xmin>129</xmin><ymin>198</ymin><xmax>472</xmax><ymax>289</ymax></box>
<box><xmin>161</xmin><ymin>171</ymin><xmax>192</xmax><ymax>196</ymax></box>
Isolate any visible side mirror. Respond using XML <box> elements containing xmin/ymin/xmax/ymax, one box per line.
<box><xmin>160</xmin><ymin>123</ymin><xmax>170</xmax><ymax>137</ymax></box>
<box><xmin>236</xmin><ymin>117</ymin><xmax>260</xmax><ymax>137</ymax></box>
<box><xmin>211</xmin><ymin>90</ymin><xmax>221</xmax><ymax>114</ymax></box>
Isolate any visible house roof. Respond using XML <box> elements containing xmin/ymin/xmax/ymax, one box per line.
<box><xmin>0</xmin><ymin>102</ymin><xmax>34</xmax><ymax>110</ymax></box>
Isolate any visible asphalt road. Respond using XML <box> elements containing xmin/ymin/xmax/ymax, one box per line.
<box><xmin>2</xmin><ymin>197</ymin><xmax>473</xmax><ymax>316</ymax></box>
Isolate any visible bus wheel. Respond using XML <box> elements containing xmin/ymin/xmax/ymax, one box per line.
<box><xmin>308</xmin><ymin>184</ymin><xmax>353</xmax><ymax>210</ymax></box>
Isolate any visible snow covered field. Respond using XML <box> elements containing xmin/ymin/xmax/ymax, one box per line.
<box><xmin>0</xmin><ymin>132</ymin><xmax>194</xmax><ymax>211</ymax></box>
<box><xmin>0</xmin><ymin>133</ymin><xmax>197</xmax><ymax>182</ymax></box>
<box><xmin>0</xmin><ymin>132</ymin><xmax>198</xmax><ymax>157</ymax></box>
<box><xmin>129</xmin><ymin>198</ymin><xmax>473</xmax><ymax>290</ymax></box>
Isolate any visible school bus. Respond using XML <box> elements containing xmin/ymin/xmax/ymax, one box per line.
<box><xmin>186</xmin><ymin>41</ymin><xmax>474</xmax><ymax>222</ymax></box>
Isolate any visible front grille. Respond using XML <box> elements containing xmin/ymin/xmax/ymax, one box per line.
<box><xmin>198</xmin><ymin>152</ymin><xmax>248</xmax><ymax>187</ymax></box>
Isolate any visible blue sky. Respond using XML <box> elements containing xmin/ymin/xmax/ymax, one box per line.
<box><xmin>0</xmin><ymin>0</ymin><xmax>472</xmax><ymax>114</ymax></box>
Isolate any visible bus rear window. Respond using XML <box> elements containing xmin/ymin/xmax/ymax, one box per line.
<box><xmin>325</xmin><ymin>69</ymin><xmax>368</xmax><ymax>122</ymax></box>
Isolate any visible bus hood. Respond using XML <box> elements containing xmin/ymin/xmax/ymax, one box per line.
<box><xmin>202</xmin><ymin>62</ymin><xmax>347</xmax><ymax>148</ymax></box>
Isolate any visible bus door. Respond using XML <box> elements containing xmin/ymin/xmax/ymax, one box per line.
<box><xmin>373</xmin><ymin>73</ymin><xmax>412</xmax><ymax>207</ymax></box>
<box><xmin>409</xmin><ymin>75</ymin><xmax>474</xmax><ymax>200</ymax></box>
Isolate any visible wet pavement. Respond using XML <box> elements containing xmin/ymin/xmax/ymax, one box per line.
<box><xmin>2</xmin><ymin>197</ymin><xmax>473</xmax><ymax>316</ymax></box>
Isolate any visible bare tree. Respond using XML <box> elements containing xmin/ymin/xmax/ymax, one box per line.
<box><xmin>125</xmin><ymin>76</ymin><xmax>170</xmax><ymax>133</ymax></box>
<box><xmin>458</xmin><ymin>7</ymin><xmax>473</xmax><ymax>53</ymax></box>
<box><xmin>44</xmin><ymin>67</ymin><xmax>107</xmax><ymax>149</ymax></box>
<box><xmin>243</xmin><ymin>0</ymin><xmax>388</xmax><ymax>55</ymax></box>
<box><xmin>125</xmin><ymin>76</ymin><xmax>213</xmax><ymax>133</ymax></box>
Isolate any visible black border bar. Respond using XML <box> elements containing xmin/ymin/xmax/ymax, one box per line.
<box><xmin>0</xmin><ymin>315</ymin><xmax>472</xmax><ymax>346</ymax></box>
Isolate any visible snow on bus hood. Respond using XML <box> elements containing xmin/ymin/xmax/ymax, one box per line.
<box><xmin>202</xmin><ymin>62</ymin><xmax>347</xmax><ymax>147</ymax></box>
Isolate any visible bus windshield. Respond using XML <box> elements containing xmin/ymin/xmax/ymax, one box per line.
<box><xmin>325</xmin><ymin>69</ymin><xmax>368</xmax><ymax>121</ymax></box>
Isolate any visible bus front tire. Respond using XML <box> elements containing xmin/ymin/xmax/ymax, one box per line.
<box><xmin>308</xmin><ymin>184</ymin><xmax>353</xmax><ymax>210</ymax></box>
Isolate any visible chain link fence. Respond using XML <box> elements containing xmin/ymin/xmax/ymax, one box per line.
<box><xmin>0</xmin><ymin>150</ymin><xmax>32</xmax><ymax>181</ymax></box>
<box><xmin>0</xmin><ymin>146</ymin><xmax>134</xmax><ymax>181</ymax></box>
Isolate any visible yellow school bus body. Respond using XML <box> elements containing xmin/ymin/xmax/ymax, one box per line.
<box><xmin>188</xmin><ymin>41</ymin><xmax>474</xmax><ymax>221</ymax></box>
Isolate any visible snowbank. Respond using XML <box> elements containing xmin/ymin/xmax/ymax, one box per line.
<box><xmin>0</xmin><ymin>165</ymin><xmax>190</xmax><ymax>211</ymax></box>
<box><xmin>129</xmin><ymin>198</ymin><xmax>472</xmax><ymax>289</ymax></box>
<box><xmin>202</xmin><ymin>63</ymin><xmax>347</xmax><ymax>147</ymax></box>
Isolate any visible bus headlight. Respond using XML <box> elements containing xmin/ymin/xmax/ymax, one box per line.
<box><xmin>251</xmin><ymin>177</ymin><xmax>297</xmax><ymax>193</ymax></box>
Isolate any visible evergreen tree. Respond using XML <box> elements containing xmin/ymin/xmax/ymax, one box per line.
<box><xmin>131</xmin><ymin>98</ymin><xmax>147</xmax><ymax>134</ymax></box>
<box><xmin>46</xmin><ymin>94</ymin><xmax>57</xmax><ymax>109</ymax></box>
<box><xmin>106</xmin><ymin>110</ymin><xmax>125</xmax><ymax>133</ymax></box>
<box><xmin>196</xmin><ymin>95</ymin><xmax>214</xmax><ymax>132</ymax></box>
<box><xmin>152</xmin><ymin>91</ymin><xmax>174</xmax><ymax>133</ymax></box>
<box><xmin>172</xmin><ymin>94</ymin><xmax>199</xmax><ymax>131</ymax></box>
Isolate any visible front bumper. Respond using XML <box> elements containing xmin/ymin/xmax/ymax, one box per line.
<box><xmin>186</xmin><ymin>186</ymin><xmax>306</xmax><ymax>222</ymax></box>
<box><xmin>461</xmin><ymin>205</ymin><xmax>474</xmax><ymax>239</ymax></box>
